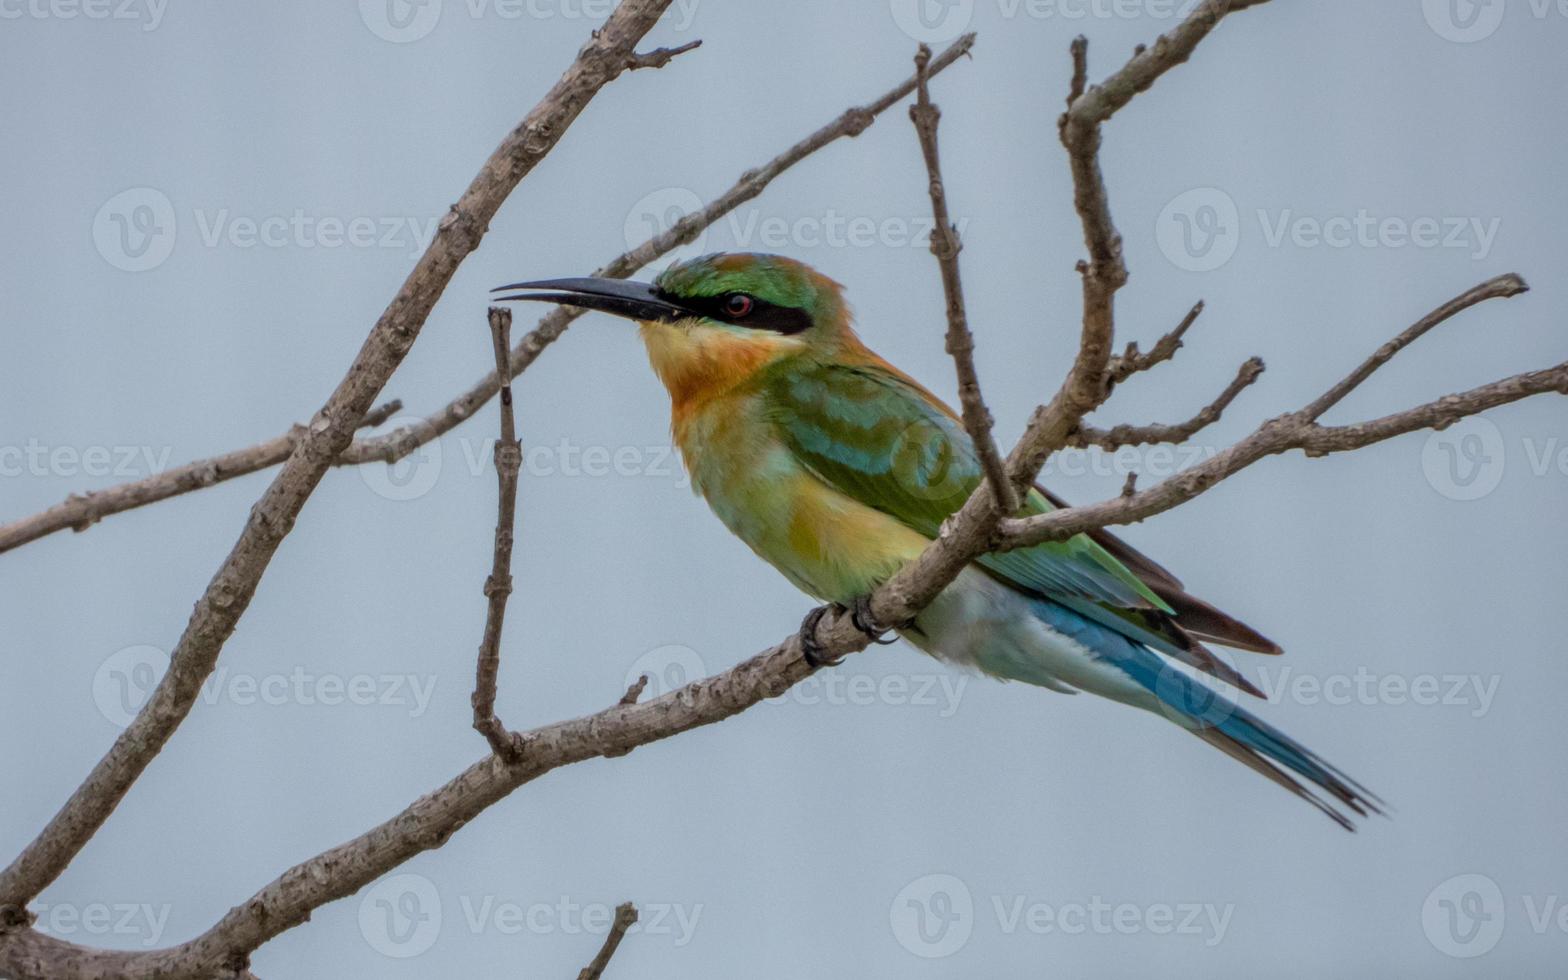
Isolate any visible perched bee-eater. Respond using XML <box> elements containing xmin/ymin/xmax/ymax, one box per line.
<box><xmin>495</xmin><ymin>252</ymin><xmax>1381</xmax><ymax>829</ymax></box>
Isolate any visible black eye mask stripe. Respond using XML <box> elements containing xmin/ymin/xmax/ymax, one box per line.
<box><xmin>654</xmin><ymin>289</ymin><xmax>814</xmax><ymax>335</ymax></box>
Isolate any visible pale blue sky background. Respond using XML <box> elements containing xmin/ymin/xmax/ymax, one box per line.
<box><xmin>3</xmin><ymin>1</ymin><xmax>1566</xmax><ymax>976</ymax></box>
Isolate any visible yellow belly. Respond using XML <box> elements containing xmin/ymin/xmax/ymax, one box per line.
<box><xmin>673</xmin><ymin>395</ymin><xmax>928</xmax><ymax>604</ymax></box>
<box><xmin>639</xmin><ymin>318</ymin><xmax>929</xmax><ymax>602</ymax></box>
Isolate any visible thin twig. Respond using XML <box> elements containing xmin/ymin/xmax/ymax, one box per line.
<box><xmin>0</xmin><ymin>33</ymin><xmax>980</xmax><ymax>557</ymax></box>
<box><xmin>909</xmin><ymin>43</ymin><xmax>1017</xmax><ymax>514</ymax></box>
<box><xmin>625</xmin><ymin>38</ymin><xmax>701</xmax><ymax>70</ymax></box>
<box><xmin>1072</xmin><ymin>356</ymin><xmax>1265</xmax><ymax>448</ymax></box>
<box><xmin>620</xmin><ymin>675</ymin><xmax>649</xmax><ymax>705</ymax></box>
<box><xmin>577</xmin><ymin>903</ymin><xmax>638</xmax><ymax>980</ymax></box>
<box><xmin>472</xmin><ymin>308</ymin><xmax>525</xmax><ymax>762</ymax></box>
<box><xmin>1299</xmin><ymin>272</ymin><xmax>1528</xmax><ymax>421</ymax></box>
<box><xmin>0</xmin><ymin>399</ymin><xmax>400</xmax><ymax>546</ymax></box>
<box><xmin>1106</xmin><ymin>300</ymin><xmax>1205</xmax><ymax>387</ymax></box>
<box><xmin>359</xmin><ymin>399</ymin><xmax>405</xmax><ymax>429</ymax></box>
<box><xmin>1065</xmin><ymin>34</ymin><xmax>1088</xmax><ymax>106</ymax></box>
<box><xmin>1003</xmin><ymin>276</ymin><xmax>1550</xmax><ymax>549</ymax></box>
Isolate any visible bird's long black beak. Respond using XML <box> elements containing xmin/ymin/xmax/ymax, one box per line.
<box><xmin>490</xmin><ymin>277</ymin><xmax>688</xmax><ymax>323</ymax></box>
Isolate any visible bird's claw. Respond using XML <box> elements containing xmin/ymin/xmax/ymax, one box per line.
<box><xmin>798</xmin><ymin>605</ymin><xmax>842</xmax><ymax>668</ymax></box>
<box><xmin>799</xmin><ymin>597</ymin><xmax>907</xmax><ymax>668</ymax></box>
<box><xmin>850</xmin><ymin>595</ymin><xmax>903</xmax><ymax>645</ymax></box>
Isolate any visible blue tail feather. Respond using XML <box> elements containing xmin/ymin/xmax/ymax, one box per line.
<box><xmin>1021</xmin><ymin>597</ymin><xmax>1383</xmax><ymax>829</ymax></box>
<box><xmin>1108</xmin><ymin>639</ymin><xmax>1382</xmax><ymax>828</ymax></box>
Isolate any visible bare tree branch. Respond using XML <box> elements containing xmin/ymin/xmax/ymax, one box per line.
<box><xmin>3</xmin><ymin>2</ymin><xmax>1559</xmax><ymax>976</ymax></box>
<box><xmin>1002</xmin><ymin>277</ymin><xmax>1550</xmax><ymax>550</ymax></box>
<box><xmin>1106</xmin><ymin>300</ymin><xmax>1204</xmax><ymax>387</ymax></box>
<box><xmin>358</xmin><ymin>399</ymin><xmax>405</xmax><ymax>429</ymax></box>
<box><xmin>577</xmin><ymin>903</ymin><xmax>638</xmax><ymax>980</ymax></box>
<box><xmin>1299</xmin><ymin>272</ymin><xmax>1529</xmax><ymax>421</ymax></box>
<box><xmin>625</xmin><ymin>38</ymin><xmax>701</xmax><ymax>71</ymax></box>
<box><xmin>0</xmin><ymin>0</ymin><xmax>683</xmax><ymax>923</ymax></box>
<box><xmin>909</xmin><ymin>43</ymin><xmax>1017</xmax><ymax>513</ymax></box>
<box><xmin>0</xmin><ymin>33</ymin><xmax>979</xmax><ymax>557</ymax></box>
<box><xmin>1295</xmin><ymin>362</ymin><xmax>1567</xmax><ymax>455</ymax></box>
<box><xmin>471</xmin><ymin>308</ymin><xmax>526</xmax><ymax>761</ymax></box>
<box><xmin>1072</xmin><ymin>356</ymin><xmax>1265</xmax><ymax>448</ymax></box>
<box><xmin>0</xmin><ymin>399</ymin><xmax>400</xmax><ymax>551</ymax></box>
<box><xmin>1065</xmin><ymin>33</ymin><xmax>1088</xmax><ymax>106</ymax></box>
<box><xmin>619</xmin><ymin>674</ymin><xmax>650</xmax><ymax>705</ymax></box>
<box><xmin>1012</xmin><ymin>4</ymin><xmax>1263</xmax><ymax>480</ymax></box>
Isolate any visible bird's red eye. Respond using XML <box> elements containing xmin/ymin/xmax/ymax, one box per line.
<box><xmin>724</xmin><ymin>293</ymin><xmax>755</xmax><ymax>318</ymax></box>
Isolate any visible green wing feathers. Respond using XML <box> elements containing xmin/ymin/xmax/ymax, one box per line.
<box><xmin>765</xmin><ymin>357</ymin><xmax>1279</xmax><ymax>696</ymax></box>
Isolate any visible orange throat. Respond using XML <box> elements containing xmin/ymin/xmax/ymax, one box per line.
<box><xmin>638</xmin><ymin>318</ymin><xmax>800</xmax><ymax>420</ymax></box>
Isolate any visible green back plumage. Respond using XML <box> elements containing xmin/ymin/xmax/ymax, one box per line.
<box><xmin>762</xmin><ymin>357</ymin><xmax>1174</xmax><ymax>617</ymax></box>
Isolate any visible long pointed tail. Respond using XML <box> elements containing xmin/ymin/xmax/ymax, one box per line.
<box><xmin>960</xmin><ymin>588</ymin><xmax>1384</xmax><ymax>828</ymax></box>
<box><xmin>1133</xmin><ymin>650</ymin><xmax>1386</xmax><ymax>830</ymax></box>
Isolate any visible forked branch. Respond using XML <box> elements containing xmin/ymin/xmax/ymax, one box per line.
<box><xmin>1003</xmin><ymin>276</ymin><xmax>1550</xmax><ymax>550</ymax></box>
